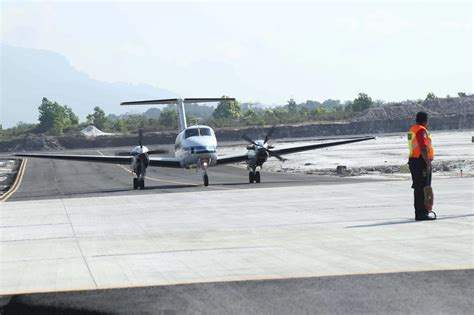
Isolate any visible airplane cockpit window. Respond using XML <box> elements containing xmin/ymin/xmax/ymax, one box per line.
<box><xmin>185</xmin><ymin>128</ymin><xmax>212</xmax><ymax>138</ymax></box>
<box><xmin>185</xmin><ymin>129</ymin><xmax>199</xmax><ymax>138</ymax></box>
<box><xmin>199</xmin><ymin>128</ymin><xmax>212</xmax><ymax>136</ymax></box>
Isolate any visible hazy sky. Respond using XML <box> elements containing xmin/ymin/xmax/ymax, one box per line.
<box><xmin>1</xmin><ymin>0</ymin><xmax>472</xmax><ymax>104</ymax></box>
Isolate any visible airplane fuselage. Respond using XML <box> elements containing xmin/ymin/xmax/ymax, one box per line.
<box><xmin>174</xmin><ymin>125</ymin><xmax>218</xmax><ymax>169</ymax></box>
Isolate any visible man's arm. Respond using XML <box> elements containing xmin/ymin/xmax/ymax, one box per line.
<box><xmin>416</xmin><ymin>129</ymin><xmax>431</xmax><ymax>171</ymax></box>
<box><xmin>421</xmin><ymin>146</ymin><xmax>431</xmax><ymax>171</ymax></box>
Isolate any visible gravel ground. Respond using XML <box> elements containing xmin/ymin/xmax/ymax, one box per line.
<box><xmin>218</xmin><ymin>130</ymin><xmax>474</xmax><ymax>180</ymax></box>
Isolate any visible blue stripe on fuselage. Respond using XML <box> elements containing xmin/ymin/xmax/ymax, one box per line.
<box><xmin>182</xmin><ymin>146</ymin><xmax>216</xmax><ymax>153</ymax></box>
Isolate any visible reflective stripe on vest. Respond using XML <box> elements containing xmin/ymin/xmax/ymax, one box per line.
<box><xmin>407</xmin><ymin>124</ymin><xmax>434</xmax><ymax>160</ymax></box>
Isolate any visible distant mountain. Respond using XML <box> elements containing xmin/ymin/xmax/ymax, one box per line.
<box><xmin>0</xmin><ymin>44</ymin><xmax>179</xmax><ymax>128</ymax></box>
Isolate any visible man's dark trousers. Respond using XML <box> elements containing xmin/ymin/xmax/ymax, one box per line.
<box><xmin>408</xmin><ymin>157</ymin><xmax>432</xmax><ymax>218</ymax></box>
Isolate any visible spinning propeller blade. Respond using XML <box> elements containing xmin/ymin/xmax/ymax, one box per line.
<box><xmin>138</xmin><ymin>129</ymin><xmax>144</xmax><ymax>148</ymax></box>
<box><xmin>241</xmin><ymin>134</ymin><xmax>259</xmax><ymax>147</ymax></box>
<box><xmin>266</xmin><ymin>149</ymin><xmax>286</xmax><ymax>161</ymax></box>
<box><xmin>241</xmin><ymin>127</ymin><xmax>286</xmax><ymax>162</ymax></box>
<box><xmin>264</xmin><ymin>126</ymin><xmax>275</xmax><ymax>144</ymax></box>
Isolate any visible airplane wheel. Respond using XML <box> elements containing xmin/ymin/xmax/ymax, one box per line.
<box><xmin>133</xmin><ymin>178</ymin><xmax>138</xmax><ymax>190</ymax></box>
<box><xmin>249</xmin><ymin>172</ymin><xmax>255</xmax><ymax>183</ymax></box>
<box><xmin>139</xmin><ymin>179</ymin><xmax>145</xmax><ymax>190</ymax></box>
<box><xmin>203</xmin><ymin>174</ymin><xmax>209</xmax><ymax>187</ymax></box>
<box><xmin>255</xmin><ymin>171</ymin><xmax>261</xmax><ymax>183</ymax></box>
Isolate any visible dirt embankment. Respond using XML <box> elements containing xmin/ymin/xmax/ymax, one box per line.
<box><xmin>217</xmin><ymin>96</ymin><xmax>474</xmax><ymax>141</ymax></box>
<box><xmin>2</xmin><ymin>96</ymin><xmax>473</xmax><ymax>152</ymax></box>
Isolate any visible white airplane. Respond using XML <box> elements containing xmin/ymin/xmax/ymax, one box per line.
<box><xmin>16</xmin><ymin>97</ymin><xmax>375</xmax><ymax>188</ymax></box>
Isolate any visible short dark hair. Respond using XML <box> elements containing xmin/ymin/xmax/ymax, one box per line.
<box><xmin>416</xmin><ymin>111</ymin><xmax>428</xmax><ymax>124</ymax></box>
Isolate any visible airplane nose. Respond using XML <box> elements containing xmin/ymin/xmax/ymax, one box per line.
<box><xmin>188</xmin><ymin>138</ymin><xmax>217</xmax><ymax>153</ymax></box>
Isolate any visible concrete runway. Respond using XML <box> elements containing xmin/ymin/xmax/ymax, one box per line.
<box><xmin>9</xmin><ymin>148</ymin><xmax>377</xmax><ymax>202</ymax></box>
<box><xmin>2</xmin><ymin>149</ymin><xmax>473</xmax><ymax>314</ymax></box>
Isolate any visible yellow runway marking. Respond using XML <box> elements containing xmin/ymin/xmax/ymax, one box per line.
<box><xmin>96</xmin><ymin>150</ymin><xmax>232</xmax><ymax>190</ymax></box>
<box><xmin>0</xmin><ymin>159</ymin><xmax>28</xmax><ymax>202</ymax></box>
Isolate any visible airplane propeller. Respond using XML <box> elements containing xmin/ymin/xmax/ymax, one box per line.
<box><xmin>264</xmin><ymin>126</ymin><xmax>275</xmax><ymax>145</ymax></box>
<box><xmin>241</xmin><ymin>128</ymin><xmax>286</xmax><ymax>161</ymax></box>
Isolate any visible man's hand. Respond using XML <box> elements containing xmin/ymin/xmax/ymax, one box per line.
<box><xmin>421</xmin><ymin>147</ymin><xmax>431</xmax><ymax>175</ymax></box>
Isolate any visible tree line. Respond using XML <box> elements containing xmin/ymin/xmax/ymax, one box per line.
<box><xmin>0</xmin><ymin>91</ymin><xmax>457</xmax><ymax>138</ymax></box>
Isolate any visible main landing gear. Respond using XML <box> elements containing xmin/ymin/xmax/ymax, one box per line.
<box><xmin>133</xmin><ymin>177</ymin><xmax>145</xmax><ymax>190</ymax></box>
<box><xmin>133</xmin><ymin>163</ymin><xmax>146</xmax><ymax>190</ymax></box>
<box><xmin>249</xmin><ymin>169</ymin><xmax>261</xmax><ymax>184</ymax></box>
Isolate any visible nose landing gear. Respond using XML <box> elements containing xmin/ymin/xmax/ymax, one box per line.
<box><xmin>248</xmin><ymin>167</ymin><xmax>261</xmax><ymax>183</ymax></box>
<box><xmin>203</xmin><ymin>172</ymin><xmax>209</xmax><ymax>187</ymax></box>
<box><xmin>199</xmin><ymin>159</ymin><xmax>210</xmax><ymax>187</ymax></box>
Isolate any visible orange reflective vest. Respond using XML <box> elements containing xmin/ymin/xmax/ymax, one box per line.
<box><xmin>407</xmin><ymin>124</ymin><xmax>434</xmax><ymax>160</ymax></box>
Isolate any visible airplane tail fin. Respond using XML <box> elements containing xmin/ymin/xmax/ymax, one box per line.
<box><xmin>121</xmin><ymin>97</ymin><xmax>236</xmax><ymax>132</ymax></box>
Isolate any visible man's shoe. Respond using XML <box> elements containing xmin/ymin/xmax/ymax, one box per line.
<box><xmin>415</xmin><ymin>215</ymin><xmax>436</xmax><ymax>221</ymax></box>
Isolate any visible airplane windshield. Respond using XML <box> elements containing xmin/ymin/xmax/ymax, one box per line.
<box><xmin>184</xmin><ymin>128</ymin><xmax>212</xmax><ymax>138</ymax></box>
<box><xmin>185</xmin><ymin>129</ymin><xmax>199</xmax><ymax>138</ymax></box>
<box><xmin>199</xmin><ymin>128</ymin><xmax>212</xmax><ymax>136</ymax></box>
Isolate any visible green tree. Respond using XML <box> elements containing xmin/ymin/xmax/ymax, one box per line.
<box><xmin>38</xmin><ymin>97</ymin><xmax>57</xmax><ymax>133</ymax></box>
<box><xmin>321</xmin><ymin>99</ymin><xmax>341</xmax><ymax>109</ymax></box>
<box><xmin>143</xmin><ymin>108</ymin><xmax>161</xmax><ymax>119</ymax></box>
<box><xmin>213</xmin><ymin>96</ymin><xmax>242</xmax><ymax>120</ymax></box>
<box><xmin>425</xmin><ymin>92</ymin><xmax>436</xmax><ymax>100</ymax></box>
<box><xmin>125</xmin><ymin>115</ymin><xmax>146</xmax><ymax>131</ymax></box>
<box><xmin>343</xmin><ymin>101</ymin><xmax>353</xmax><ymax>113</ymax></box>
<box><xmin>187</xmin><ymin>115</ymin><xmax>201</xmax><ymax>126</ymax></box>
<box><xmin>37</xmin><ymin>97</ymin><xmax>78</xmax><ymax>135</ymax></box>
<box><xmin>352</xmin><ymin>93</ymin><xmax>373</xmax><ymax>112</ymax></box>
<box><xmin>87</xmin><ymin>106</ymin><xmax>108</xmax><ymax>130</ymax></box>
<box><xmin>113</xmin><ymin>117</ymin><xmax>127</xmax><ymax>132</ymax></box>
<box><xmin>241</xmin><ymin>109</ymin><xmax>264</xmax><ymax>126</ymax></box>
<box><xmin>287</xmin><ymin>98</ymin><xmax>297</xmax><ymax>113</ymax></box>
<box><xmin>300</xmin><ymin>107</ymin><xmax>310</xmax><ymax>119</ymax></box>
<box><xmin>64</xmin><ymin>105</ymin><xmax>79</xmax><ymax>126</ymax></box>
<box><xmin>158</xmin><ymin>108</ymin><xmax>178</xmax><ymax>129</ymax></box>
<box><xmin>262</xmin><ymin>108</ymin><xmax>277</xmax><ymax>125</ymax></box>
<box><xmin>303</xmin><ymin>100</ymin><xmax>321</xmax><ymax>110</ymax></box>
<box><xmin>0</xmin><ymin>121</ymin><xmax>37</xmax><ymax>139</ymax></box>
<box><xmin>273</xmin><ymin>107</ymin><xmax>289</xmax><ymax>123</ymax></box>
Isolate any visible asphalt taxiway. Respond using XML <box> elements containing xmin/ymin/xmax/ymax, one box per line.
<box><xmin>8</xmin><ymin>148</ymin><xmax>379</xmax><ymax>202</ymax></box>
<box><xmin>1</xmin><ymin>149</ymin><xmax>473</xmax><ymax>314</ymax></box>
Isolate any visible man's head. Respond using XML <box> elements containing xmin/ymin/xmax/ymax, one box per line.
<box><xmin>416</xmin><ymin>111</ymin><xmax>428</xmax><ymax>125</ymax></box>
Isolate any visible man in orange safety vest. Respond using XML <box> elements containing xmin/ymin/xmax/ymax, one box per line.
<box><xmin>407</xmin><ymin>111</ymin><xmax>436</xmax><ymax>221</ymax></box>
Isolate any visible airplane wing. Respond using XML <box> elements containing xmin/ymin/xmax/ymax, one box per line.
<box><xmin>149</xmin><ymin>157</ymin><xmax>182</xmax><ymax>168</ymax></box>
<box><xmin>215</xmin><ymin>153</ymin><xmax>252</xmax><ymax>165</ymax></box>
<box><xmin>271</xmin><ymin>136</ymin><xmax>375</xmax><ymax>155</ymax></box>
<box><xmin>216</xmin><ymin>136</ymin><xmax>375</xmax><ymax>165</ymax></box>
<box><xmin>14</xmin><ymin>153</ymin><xmax>182</xmax><ymax>168</ymax></box>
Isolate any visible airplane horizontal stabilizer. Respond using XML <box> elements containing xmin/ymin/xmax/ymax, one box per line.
<box><xmin>121</xmin><ymin>98</ymin><xmax>235</xmax><ymax>106</ymax></box>
<box><xmin>120</xmin><ymin>99</ymin><xmax>179</xmax><ymax>106</ymax></box>
<box><xmin>183</xmin><ymin>98</ymin><xmax>236</xmax><ymax>103</ymax></box>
